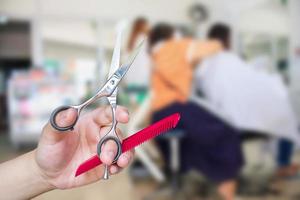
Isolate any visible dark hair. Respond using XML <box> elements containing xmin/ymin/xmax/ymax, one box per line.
<box><xmin>208</xmin><ymin>23</ymin><xmax>231</xmax><ymax>49</ymax></box>
<box><xmin>148</xmin><ymin>23</ymin><xmax>174</xmax><ymax>50</ymax></box>
<box><xmin>127</xmin><ymin>17</ymin><xmax>148</xmax><ymax>51</ymax></box>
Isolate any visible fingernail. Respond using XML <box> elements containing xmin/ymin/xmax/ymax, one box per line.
<box><xmin>66</xmin><ymin>108</ymin><xmax>74</xmax><ymax>115</ymax></box>
<box><xmin>111</xmin><ymin>166</ymin><xmax>118</xmax><ymax>174</ymax></box>
<box><xmin>60</xmin><ymin>108</ymin><xmax>75</xmax><ymax>122</ymax></box>
<box><xmin>121</xmin><ymin>155</ymin><xmax>129</xmax><ymax>165</ymax></box>
<box><xmin>61</xmin><ymin>111</ymin><xmax>68</xmax><ymax>120</ymax></box>
<box><xmin>107</xmin><ymin>151</ymin><xmax>115</xmax><ymax>160</ymax></box>
<box><xmin>121</xmin><ymin>110</ymin><xmax>129</xmax><ymax>118</ymax></box>
<box><xmin>125</xmin><ymin>109</ymin><xmax>129</xmax><ymax>115</ymax></box>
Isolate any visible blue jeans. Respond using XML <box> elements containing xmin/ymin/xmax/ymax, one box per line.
<box><xmin>277</xmin><ymin>139</ymin><xmax>294</xmax><ymax>167</ymax></box>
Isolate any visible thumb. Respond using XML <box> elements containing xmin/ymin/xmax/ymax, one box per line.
<box><xmin>54</xmin><ymin>108</ymin><xmax>78</xmax><ymax>129</ymax></box>
<box><xmin>42</xmin><ymin>108</ymin><xmax>78</xmax><ymax>143</ymax></box>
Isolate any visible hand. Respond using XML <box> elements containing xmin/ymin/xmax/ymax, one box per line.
<box><xmin>35</xmin><ymin>106</ymin><xmax>134</xmax><ymax>189</ymax></box>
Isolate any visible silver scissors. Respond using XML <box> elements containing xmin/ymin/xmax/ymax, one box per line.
<box><xmin>49</xmin><ymin>27</ymin><xmax>143</xmax><ymax>179</ymax></box>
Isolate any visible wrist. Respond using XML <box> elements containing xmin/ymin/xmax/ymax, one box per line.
<box><xmin>28</xmin><ymin>150</ymin><xmax>56</xmax><ymax>192</ymax></box>
<box><xmin>0</xmin><ymin>150</ymin><xmax>55</xmax><ymax>199</ymax></box>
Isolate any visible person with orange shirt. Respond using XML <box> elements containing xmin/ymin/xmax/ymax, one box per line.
<box><xmin>149</xmin><ymin>23</ymin><xmax>243</xmax><ymax>200</ymax></box>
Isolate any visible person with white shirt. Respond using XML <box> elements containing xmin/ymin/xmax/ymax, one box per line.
<box><xmin>194</xmin><ymin>23</ymin><xmax>300</xmax><ymax>186</ymax></box>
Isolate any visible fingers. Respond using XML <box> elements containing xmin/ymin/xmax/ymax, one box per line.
<box><xmin>99</xmin><ymin>140</ymin><xmax>118</xmax><ymax>165</ymax></box>
<box><xmin>117</xmin><ymin>151</ymin><xmax>134</xmax><ymax>168</ymax></box>
<box><xmin>109</xmin><ymin>165</ymin><xmax>120</xmax><ymax>174</ymax></box>
<box><xmin>108</xmin><ymin>151</ymin><xmax>134</xmax><ymax>175</ymax></box>
<box><xmin>92</xmin><ymin>106</ymin><xmax>129</xmax><ymax>126</ymax></box>
<box><xmin>99</xmin><ymin>139</ymin><xmax>134</xmax><ymax>170</ymax></box>
<box><xmin>42</xmin><ymin>108</ymin><xmax>78</xmax><ymax>143</ymax></box>
<box><xmin>43</xmin><ymin>105</ymin><xmax>128</xmax><ymax>143</ymax></box>
<box><xmin>54</xmin><ymin>108</ymin><xmax>78</xmax><ymax>130</ymax></box>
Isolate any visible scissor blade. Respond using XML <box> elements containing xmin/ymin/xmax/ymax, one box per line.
<box><xmin>108</xmin><ymin>25</ymin><xmax>123</xmax><ymax>78</ymax></box>
<box><xmin>99</xmin><ymin>40</ymin><xmax>144</xmax><ymax>100</ymax></box>
<box><xmin>107</xmin><ymin>24</ymin><xmax>123</xmax><ymax>101</ymax></box>
<box><xmin>114</xmin><ymin>40</ymin><xmax>144</xmax><ymax>80</ymax></box>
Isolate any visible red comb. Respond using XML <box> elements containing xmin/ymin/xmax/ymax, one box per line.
<box><xmin>75</xmin><ymin>113</ymin><xmax>180</xmax><ymax>177</ymax></box>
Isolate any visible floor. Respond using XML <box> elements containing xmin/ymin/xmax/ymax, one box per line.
<box><xmin>34</xmin><ymin>172</ymin><xmax>136</xmax><ymax>200</ymax></box>
<box><xmin>31</xmin><ymin>175</ymin><xmax>300</xmax><ymax>200</ymax></box>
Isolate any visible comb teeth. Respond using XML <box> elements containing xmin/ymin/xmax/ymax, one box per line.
<box><xmin>121</xmin><ymin>113</ymin><xmax>180</xmax><ymax>152</ymax></box>
<box><xmin>75</xmin><ymin>113</ymin><xmax>180</xmax><ymax>177</ymax></box>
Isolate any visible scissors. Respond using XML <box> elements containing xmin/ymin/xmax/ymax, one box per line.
<box><xmin>49</xmin><ymin>26</ymin><xmax>143</xmax><ymax>180</ymax></box>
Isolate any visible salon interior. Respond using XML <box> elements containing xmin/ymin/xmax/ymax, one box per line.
<box><xmin>1</xmin><ymin>0</ymin><xmax>300</xmax><ymax>199</ymax></box>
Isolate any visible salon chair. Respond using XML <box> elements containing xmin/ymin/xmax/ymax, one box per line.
<box><xmin>145</xmin><ymin>129</ymin><xmax>185</xmax><ymax>200</ymax></box>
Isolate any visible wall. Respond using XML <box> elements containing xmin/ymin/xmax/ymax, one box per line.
<box><xmin>0</xmin><ymin>0</ymin><xmax>194</xmax><ymax>23</ymax></box>
<box><xmin>289</xmin><ymin>0</ymin><xmax>300</xmax><ymax>120</ymax></box>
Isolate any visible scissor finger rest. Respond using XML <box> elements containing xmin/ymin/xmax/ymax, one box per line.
<box><xmin>97</xmin><ymin>136</ymin><xmax>122</xmax><ymax>163</ymax></box>
<box><xmin>50</xmin><ymin>105</ymin><xmax>79</xmax><ymax>132</ymax></box>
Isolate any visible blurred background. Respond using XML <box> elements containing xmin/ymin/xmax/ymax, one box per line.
<box><xmin>1</xmin><ymin>0</ymin><xmax>300</xmax><ymax>199</ymax></box>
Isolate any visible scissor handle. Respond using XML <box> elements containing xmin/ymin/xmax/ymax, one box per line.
<box><xmin>97</xmin><ymin>136</ymin><xmax>122</xmax><ymax>163</ymax></box>
<box><xmin>50</xmin><ymin>105</ymin><xmax>79</xmax><ymax>132</ymax></box>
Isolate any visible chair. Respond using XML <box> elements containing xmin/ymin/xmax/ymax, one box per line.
<box><xmin>145</xmin><ymin>130</ymin><xmax>185</xmax><ymax>200</ymax></box>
